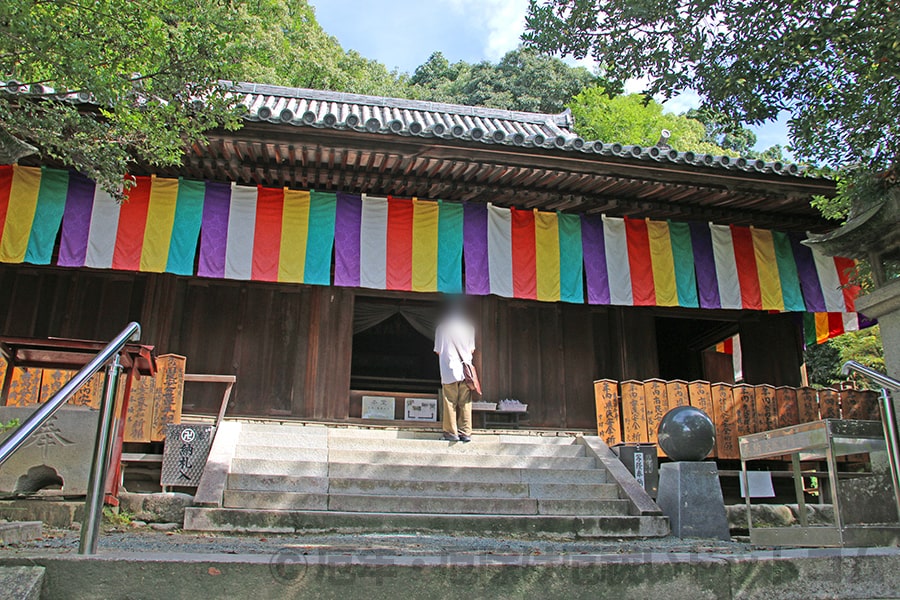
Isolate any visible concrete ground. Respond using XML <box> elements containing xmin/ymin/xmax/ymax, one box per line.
<box><xmin>2</xmin><ymin>527</ymin><xmax>900</xmax><ymax>599</ymax></box>
<box><xmin>0</xmin><ymin>525</ymin><xmax>750</xmax><ymax>557</ymax></box>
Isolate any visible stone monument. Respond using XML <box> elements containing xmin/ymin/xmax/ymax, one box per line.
<box><xmin>655</xmin><ymin>406</ymin><xmax>730</xmax><ymax>540</ymax></box>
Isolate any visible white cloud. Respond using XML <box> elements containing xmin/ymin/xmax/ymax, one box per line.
<box><xmin>445</xmin><ymin>0</ymin><xmax>530</xmax><ymax>60</ymax></box>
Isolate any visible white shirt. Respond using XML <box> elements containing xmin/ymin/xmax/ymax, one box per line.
<box><xmin>434</xmin><ymin>316</ymin><xmax>476</xmax><ymax>385</ymax></box>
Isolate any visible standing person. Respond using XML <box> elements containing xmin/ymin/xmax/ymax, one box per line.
<box><xmin>434</xmin><ymin>300</ymin><xmax>477</xmax><ymax>442</ymax></box>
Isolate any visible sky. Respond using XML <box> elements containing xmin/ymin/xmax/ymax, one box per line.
<box><xmin>310</xmin><ymin>0</ymin><xmax>788</xmax><ymax>151</ymax></box>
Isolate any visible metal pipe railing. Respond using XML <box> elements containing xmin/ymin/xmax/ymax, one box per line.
<box><xmin>0</xmin><ymin>321</ymin><xmax>141</xmax><ymax>554</ymax></box>
<box><xmin>841</xmin><ymin>360</ymin><xmax>900</xmax><ymax>391</ymax></box>
<box><xmin>841</xmin><ymin>361</ymin><xmax>900</xmax><ymax>520</ymax></box>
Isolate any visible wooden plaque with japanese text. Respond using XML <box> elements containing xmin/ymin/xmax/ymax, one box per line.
<box><xmin>620</xmin><ymin>380</ymin><xmax>649</xmax><ymax>443</ymax></box>
<box><xmin>593</xmin><ymin>379</ymin><xmax>621</xmax><ymax>446</ymax></box>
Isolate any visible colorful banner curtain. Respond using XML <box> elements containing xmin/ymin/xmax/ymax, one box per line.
<box><xmin>0</xmin><ymin>164</ymin><xmax>871</xmax><ymax>341</ymax></box>
<box><xmin>334</xmin><ymin>194</ymin><xmax>464</xmax><ymax>293</ymax></box>
<box><xmin>803</xmin><ymin>311</ymin><xmax>873</xmax><ymax>345</ymax></box>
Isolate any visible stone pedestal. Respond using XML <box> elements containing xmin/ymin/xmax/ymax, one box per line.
<box><xmin>657</xmin><ymin>461</ymin><xmax>729</xmax><ymax>540</ymax></box>
<box><xmin>855</xmin><ymin>278</ymin><xmax>900</xmax><ymax>381</ymax></box>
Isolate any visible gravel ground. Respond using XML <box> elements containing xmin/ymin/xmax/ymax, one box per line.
<box><xmin>0</xmin><ymin>526</ymin><xmax>755</xmax><ymax>558</ymax></box>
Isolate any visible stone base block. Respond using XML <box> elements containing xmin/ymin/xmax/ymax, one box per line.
<box><xmin>657</xmin><ymin>461</ymin><xmax>729</xmax><ymax>540</ymax></box>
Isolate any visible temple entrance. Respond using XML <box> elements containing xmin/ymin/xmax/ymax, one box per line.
<box><xmin>654</xmin><ymin>315</ymin><xmax>740</xmax><ymax>383</ymax></box>
<box><xmin>350</xmin><ymin>297</ymin><xmax>441</xmax><ymax>394</ymax></box>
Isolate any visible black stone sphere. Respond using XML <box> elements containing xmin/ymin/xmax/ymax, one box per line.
<box><xmin>657</xmin><ymin>406</ymin><xmax>716</xmax><ymax>461</ymax></box>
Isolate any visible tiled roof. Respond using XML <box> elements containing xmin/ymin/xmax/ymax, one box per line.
<box><xmin>3</xmin><ymin>79</ymin><xmax>808</xmax><ymax>178</ymax></box>
<box><xmin>228</xmin><ymin>82</ymin><xmax>807</xmax><ymax>178</ymax></box>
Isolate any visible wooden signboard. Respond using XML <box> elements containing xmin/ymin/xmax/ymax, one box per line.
<box><xmin>593</xmin><ymin>379</ymin><xmax>622</xmax><ymax>447</ymax></box>
<box><xmin>643</xmin><ymin>379</ymin><xmax>669</xmax><ymax>447</ymax></box>
<box><xmin>620</xmin><ymin>380</ymin><xmax>649</xmax><ymax>443</ymax></box>
<box><xmin>775</xmin><ymin>386</ymin><xmax>800</xmax><ymax>428</ymax></box>
<box><xmin>797</xmin><ymin>387</ymin><xmax>820</xmax><ymax>423</ymax></box>
<box><xmin>732</xmin><ymin>384</ymin><xmax>757</xmax><ymax>439</ymax></box>
<box><xmin>711</xmin><ymin>383</ymin><xmax>738</xmax><ymax>459</ymax></box>
<box><xmin>123</xmin><ymin>373</ymin><xmax>156</xmax><ymax>443</ymax></box>
<box><xmin>754</xmin><ymin>385</ymin><xmax>778</xmax><ymax>432</ymax></box>
<box><xmin>687</xmin><ymin>380</ymin><xmax>715</xmax><ymax>457</ymax></box>
<box><xmin>840</xmin><ymin>389</ymin><xmax>881</xmax><ymax>421</ymax></box>
<box><xmin>859</xmin><ymin>390</ymin><xmax>882</xmax><ymax>421</ymax></box>
<box><xmin>5</xmin><ymin>367</ymin><xmax>42</xmax><ymax>407</ymax></box>
<box><xmin>150</xmin><ymin>354</ymin><xmax>186</xmax><ymax>442</ymax></box>
<box><xmin>666</xmin><ymin>380</ymin><xmax>690</xmax><ymax>408</ymax></box>
<box><xmin>818</xmin><ymin>388</ymin><xmax>840</xmax><ymax>420</ymax></box>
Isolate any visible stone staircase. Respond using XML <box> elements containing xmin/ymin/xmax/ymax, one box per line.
<box><xmin>185</xmin><ymin>422</ymin><xmax>668</xmax><ymax>538</ymax></box>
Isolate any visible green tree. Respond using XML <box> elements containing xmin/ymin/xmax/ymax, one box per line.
<box><xmin>524</xmin><ymin>0</ymin><xmax>900</xmax><ymax>216</ymax></box>
<box><xmin>568</xmin><ymin>86</ymin><xmax>731</xmax><ymax>154</ymax></box>
<box><xmin>805</xmin><ymin>326</ymin><xmax>885</xmax><ymax>389</ymax></box>
<box><xmin>0</xmin><ymin>0</ymin><xmax>407</xmax><ymax>194</ymax></box>
<box><xmin>410</xmin><ymin>48</ymin><xmax>598</xmax><ymax>114</ymax></box>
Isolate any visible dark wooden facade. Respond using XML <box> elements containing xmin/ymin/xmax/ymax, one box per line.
<box><xmin>0</xmin><ymin>263</ymin><xmax>803</xmax><ymax>430</ymax></box>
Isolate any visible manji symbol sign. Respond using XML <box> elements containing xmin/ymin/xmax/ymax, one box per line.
<box><xmin>161</xmin><ymin>424</ymin><xmax>214</xmax><ymax>487</ymax></box>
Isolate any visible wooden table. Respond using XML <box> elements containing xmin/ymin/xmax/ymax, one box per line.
<box><xmin>473</xmin><ymin>409</ymin><xmax>528</xmax><ymax>429</ymax></box>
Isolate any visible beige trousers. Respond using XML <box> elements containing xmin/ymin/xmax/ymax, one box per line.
<box><xmin>441</xmin><ymin>381</ymin><xmax>472</xmax><ymax>437</ymax></box>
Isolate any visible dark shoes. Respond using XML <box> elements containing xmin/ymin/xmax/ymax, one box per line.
<box><xmin>442</xmin><ymin>432</ymin><xmax>460</xmax><ymax>442</ymax></box>
<box><xmin>458</xmin><ymin>434</ymin><xmax>472</xmax><ymax>443</ymax></box>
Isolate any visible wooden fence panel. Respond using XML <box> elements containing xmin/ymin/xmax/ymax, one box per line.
<box><xmin>754</xmin><ymin>385</ymin><xmax>779</xmax><ymax>432</ymax></box>
<box><xmin>797</xmin><ymin>387</ymin><xmax>820</xmax><ymax>423</ymax></box>
<box><xmin>819</xmin><ymin>388</ymin><xmax>840</xmax><ymax>419</ymax></box>
<box><xmin>666</xmin><ymin>380</ymin><xmax>690</xmax><ymax>408</ymax></box>
<box><xmin>688</xmin><ymin>380</ymin><xmax>715</xmax><ymax>457</ymax></box>
<box><xmin>593</xmin><ymin>379</ymin><xmax>622</xmax><ymax>446</ymax></box>
<box><xmin>775</xmin><ymin>387</ymin><xmax>800</xmax><ymax>427</ymax></box>
<box><xmin>859</xmin><ymin>390</ymin><xmax>883</xmax><ymax>421</ymax></box>
<box><xmin>620</xmin><ymin>380</ymin><xmax>649</xmax><ymax>443</ymax></box>
<box><xmin>643</xmin><ymin>379</ymin><xmax>669</xmax><ymax>448</ymax></box>
<box><xmin>150</xmin><ymin>354</ymin><xmax>186</xmax><ymax>442</ymax></box>
<box><xmin>711</xmin><ymin>383</ymin><xmax>738</xmax><ymax>459</ymax></box>
<box><xmin>733</xmin><ymin>384</ymin><xmax>757</xmax><ymax>439</ymax></box>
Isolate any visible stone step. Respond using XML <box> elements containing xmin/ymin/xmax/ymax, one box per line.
<box><xmin>223</xmin><ymin>490</ymin><xmax>327</xmax><ymax>510</ymax></box>
<box><xmin>184</xmin><ymin>507</ymin><xmax>669</xmax><ymax>538</ymax></box>
<box><xmin>230</xmin><ymin>462</ymin><xmax>607</xmax><ymax>486</ymax></box>
<box><xmin>233</xmin><ymin>446</ymin><xmax>329</xmax><ymax>461</ymax></box>
<box><xmin>324</xmin><ymin>428</ymin><xmax>580</xmax><ymax>444</ymax></box>
<box><xmin>0</xmin><ymin>521</ymin><xmax>42</xmax><ymax>544</ymax></box>
<box><xmin>0</xmin><ymin>566</ymin><xmax>45</xmax><ymax>600</ymax></box>
<box><xmin>326</xmin><ymin>449</ymin><xmax>597</xmax><ymax>470</ymax></box>
<box><xmin>229</xmin><ymin>459</ymin><xmax>328</xmax><ymax>478</ymax></box>
<box><xmin>322</xmin><ymin>438</ymin><xmax>586</xmax><ymax>457</ymax></box>
<box><xmin>227</xmin><ymin>472</ymin><xmax>618</xmax><ymax>500</ymax></box>
<box><xmin>236</xmin><ymin>432</ymin><xmax>327</xmax><ymax>449</ymax></box>
<box><xmin>222</xmin><ymin>491</ymin><xmax>629</xmax><ymax>516</ymax></box>
<box><xmin>238</xmin><ymin>423</ymin><xmax>328</xmax><ymax>435</ymax></box>
<box><xmin>325</xmin><ymin>463</ymin><xmax>608</xmax><ymax>484</ymax></box>
<box><xmin>233</xmin><ymin>434</ymin><xmax>584</xmax><ymax>456</ymax></box>
<box><xmin>227</xmin><ymin>473</ymin><xmax>328</xmax><ymax>494</ymax></box>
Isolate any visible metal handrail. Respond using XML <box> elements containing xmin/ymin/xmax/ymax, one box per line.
<box><xmin>0</xmin><ymin>322</ymin><xmax>141</xmax><ymax>554</ymax></box>
<box><xmin>841</xmin><ymin>361</ymin><xmax>900</xmax><ymax>519</ymax></box>
<box><xmin>841</xmin><ymin>360</ymin><xmax>900</xmax><ymax>391</ymax></box>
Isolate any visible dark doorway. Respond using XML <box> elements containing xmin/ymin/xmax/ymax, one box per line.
<box><xmin>655</xmin><ymin>316</ymin><xmax>738</xmax><ymax>382</ymax></box>
<box><xmin>350</xmin><ymin>299</ymin><xmax>441</xmax><ymax>393</ymax></box>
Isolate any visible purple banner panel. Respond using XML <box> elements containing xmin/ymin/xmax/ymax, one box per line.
<box><xmin>57</xmin><ymin>172</ymin><xmax>95</xmax><ymax>267</ymax></box>
<box><xmin>689</xmin><ymin>222</ymin><xmax>721</xmax><ymax>309</ymax></box>
<box><xmin>334</xmin><ymin>192</ymin><xmax>362</xmax><ymax>287</ymax></box>
<box><xmin>788</xmin><ymin>232</ymin><xmax>826</xmax><ymax>312</ymax></box>
<box><xmin>463</xmin><ymin>203</ymin><xmax>490</xmax><ymax>295</ymax></box>
<box><xmin>197</xmin><ymin>182</ymin><xmax>231</xmax><ymax>278</ymax></box>
<box><xmin>581</xmin><ymin>215</ymin><xmax>610</xmax><ymax>305</ymax></box>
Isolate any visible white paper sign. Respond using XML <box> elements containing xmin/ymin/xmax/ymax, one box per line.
<box><xmin>362</xmin><ymin>396</ymin><xmax>396</xmax><ymax>420</ymax></box>
<box><xmin>405</xmin><ymin>398</ymin><xmax>438</xmax><ymax>422</ymax></box>
<box><xmin>739</xmin><ymin>471</ymin><xmax>776</xmax><ymax>498</ymax></box>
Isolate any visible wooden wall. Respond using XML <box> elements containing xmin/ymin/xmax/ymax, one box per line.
<box><xmin>0</xmin><ymin>265</ymin><xmax>803</xmax><ymax>429</ymax></box>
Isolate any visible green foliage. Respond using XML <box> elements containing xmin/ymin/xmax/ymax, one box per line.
<box><xmin>524</xmin><ymin>0</ymin><xmax>900</xmax><ymax>214</ymax></box>
<box><xmin>1</xmin><ymin>418</ymin><xmax>19</xmax><ymax>432</ymax></box>
<box><xmin>102</xmin><ymin>506</ymin><xmax>133</xmax><ymax>527</ymax></box>
<box><xmin>0</xmin><ymin>0</ymin><xmax>408</xmax><ymax>195</ymax></box>
<box><xmin>409</xmin><ymin>49</ymin><xmax>599</xmax><ymax>114</ymax></box>
<box><xmin>804</xmin><ymin>326</ymin><xmax>885</xmax><ymax>389</ymax></box>
<box><xmin>568</xmin><ymin>86</ymin><xmax>733</xmax><ymax>154</ymax></box>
